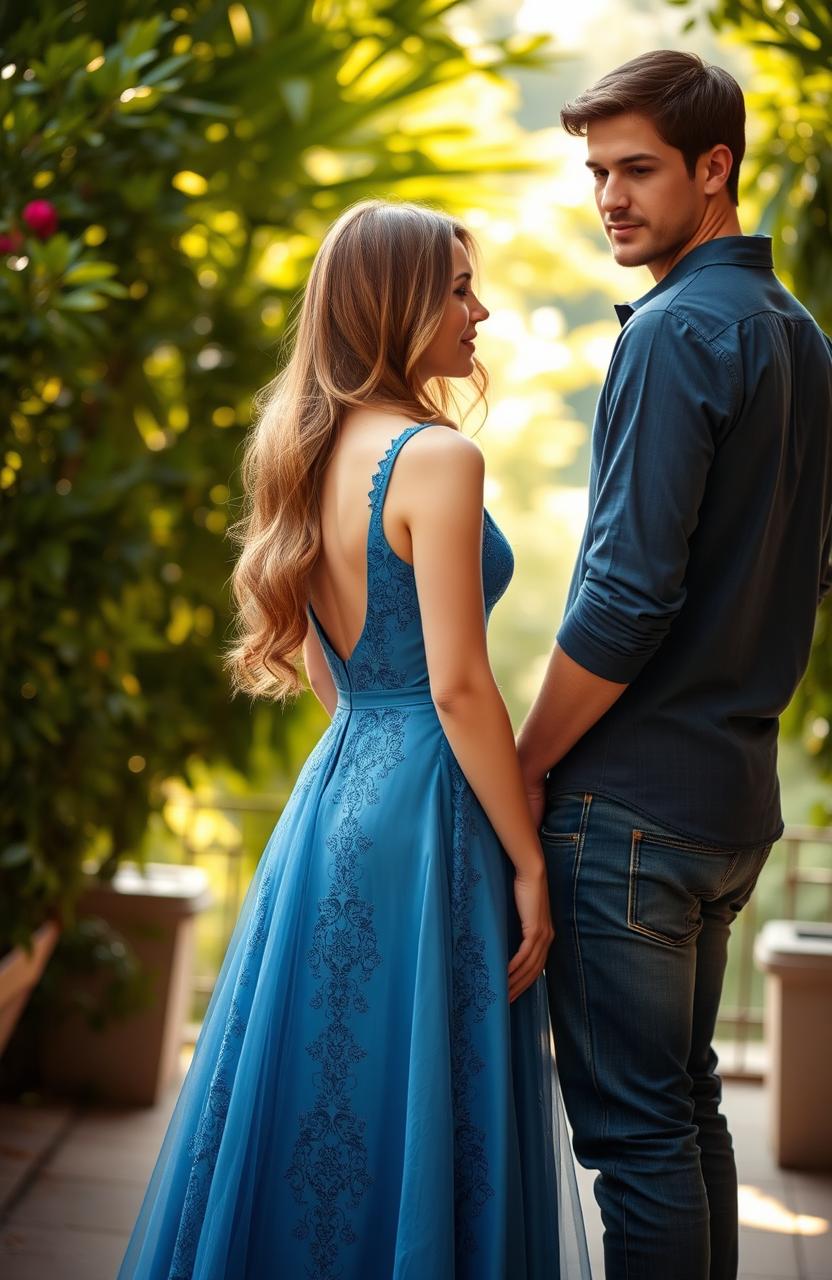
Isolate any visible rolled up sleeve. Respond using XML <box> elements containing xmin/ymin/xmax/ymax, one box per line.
<box><xmin>557</xmin><ymin>310</ymin><xmax>736</xmax><ymax>683</ymax></box>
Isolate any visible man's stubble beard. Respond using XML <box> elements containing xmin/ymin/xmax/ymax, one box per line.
<box><xmin>611</xmin><ymin>224</ymin><xmax>692</xmax><ymax>271</ymax></box>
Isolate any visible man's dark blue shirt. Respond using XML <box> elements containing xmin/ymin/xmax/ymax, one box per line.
<box><xmin>552</xmin><ymin>235</ymin><xmax>832</xmax><ymax>847</ymax></box>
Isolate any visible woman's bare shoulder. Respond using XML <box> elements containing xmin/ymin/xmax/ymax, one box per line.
<box><xmin>390</xmin><ymin>425</ymin><xmax>484</xmax><ymax>525</ymax></box>
<box><xmin>402</xmin><ymin>423</ymin><xmax>483</xmax><ymax>474</ymax></box>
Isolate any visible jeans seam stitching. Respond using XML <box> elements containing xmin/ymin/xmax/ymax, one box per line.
<box><xmin>635</xmin><ymin>829</ymin><xmax>745</xmax><ymax>857</ymax></box>
<box><xmin>573</xmin><ymin>792</ymin><xmax>606</xmax><ymax>1132</ymax></box>
<box><xmin>711</xmin><ymin>852</ymin><xmax>742</xmax><ymax>900</ymax></box>
<box><xmin>627</xmin><ymin>831</ymin><xmax>640</xmax><ymax>932</ymax></box>
<box><xmin>627</xmin><ymin>918</ymin><xmax>703</xmax><ymax>947</ymax></box>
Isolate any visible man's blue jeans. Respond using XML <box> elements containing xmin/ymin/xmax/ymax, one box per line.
<box><xmin>541</xmin><ymin>792</ymin><xmax>772</xmax><ymax>1280</ymax></box>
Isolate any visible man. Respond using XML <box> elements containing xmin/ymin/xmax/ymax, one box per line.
<box><xmin>517</xmin><ymin>49</ymin><xmax>832</xmax><ymax>1280</ymax></box>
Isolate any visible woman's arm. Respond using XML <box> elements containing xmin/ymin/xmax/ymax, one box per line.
<box><xmin>302</xmin><ymin>621</ymin><xmax>338</xmax><ymax>718</ymax></box>
<box><xmin>402</xmin><ymin>428</ymin><xmax>553</xmax><ymax>1001</ymax></box>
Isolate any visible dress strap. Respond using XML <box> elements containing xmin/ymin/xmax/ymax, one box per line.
<box><xmin>367</xmin><ymin>421</ymin><xmax>435</xmax><ymax>524</ymax></box>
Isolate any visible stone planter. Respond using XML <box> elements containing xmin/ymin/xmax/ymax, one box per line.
<box><xmin>0</xmin><ymin>919</ymin><xmax>61</xmax><ymax>1057</ymax></box>
<box><xmin>40</xmin><ymin>862</ymin><xmax>211</xmax><ymax>1106</ymax></box>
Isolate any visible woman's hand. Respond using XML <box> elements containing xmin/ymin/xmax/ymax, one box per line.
<box><xmin>508</xmin><ymin>859</ymin><xmax>555</xmax><ymax>1003</ymax></box>
<box><xmin>523</xmin><ymin>772</ymin><xmax>546</xmax><ymax>829</ymax></box>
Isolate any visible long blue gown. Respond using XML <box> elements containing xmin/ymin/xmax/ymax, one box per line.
<box><xmin>118</xmin><ymin>422</ymin><xmax>590</xmax><ymax>1279</ymax></box>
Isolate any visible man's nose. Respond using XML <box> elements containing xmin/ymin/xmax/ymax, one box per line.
<box><xmin>600</xmin><ymin>176</ymin><xmax>629</xmax><ymax>212</ymax></box>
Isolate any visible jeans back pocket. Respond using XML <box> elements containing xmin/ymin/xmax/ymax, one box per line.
<box><xmin>627</xmin><ymin>830</ymin><xmax>741</xmax><ymax>947</ymax></box>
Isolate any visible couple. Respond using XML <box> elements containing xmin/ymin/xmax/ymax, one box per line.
<box><xmin>119</xmin><ymin>50</ymin><xmax>832</xmax><ymax>1280</ymax></box>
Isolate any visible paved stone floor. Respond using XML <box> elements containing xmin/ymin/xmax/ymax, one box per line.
<box><xmin>0</xmin><ymin>1073</ymin><xmax>829</xmax><ymax>1278</ymax></box>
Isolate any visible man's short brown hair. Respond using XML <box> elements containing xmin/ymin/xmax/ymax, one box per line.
<box><xmin>560</xmin><ymin>50</ymin><xmax>746</xmax><ymax>205</ymax></box>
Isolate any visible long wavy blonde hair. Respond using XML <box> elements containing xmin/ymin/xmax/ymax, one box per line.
<box><xmin>226</xmin><ymin>199</ymin><xmax>487</xmax><ymax>701</ymax></box>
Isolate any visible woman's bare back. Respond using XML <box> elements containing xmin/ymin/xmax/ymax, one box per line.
<box><xmin>308</xmin><ymin>408</ymin><xmax>423</xmax><ymax>663</ymax></box>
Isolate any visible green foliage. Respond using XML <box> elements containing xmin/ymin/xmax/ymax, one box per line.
<box><xmin>0</xmin><ymin>0</ymin><xmax>554</xmax><ymax>950</ymax></box>
<box><xmin>694</xmin><ymin>0</ymin><xmax>832</xmax><ymax>325</ymax></box>
<box><xmin>674</xmin><ymin>0</ymin><xmax>832</xmax><ymax>801</ymax></box>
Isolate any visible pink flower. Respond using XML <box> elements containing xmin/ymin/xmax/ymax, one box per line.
<box><xmin>22</xmin><ymin>200</ymin><xmax>59</xmax><ymax>240</ymax></box>
<box><xmin>0</xmin><ymin>229</ymin><xmax>24</xmax><ymax>254</ymax></box>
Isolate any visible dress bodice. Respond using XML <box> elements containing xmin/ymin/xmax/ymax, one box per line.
<box><xmin>308</xmin><ymin>423</ymin><xmax>514</xmax><ymax>696</ymax></box>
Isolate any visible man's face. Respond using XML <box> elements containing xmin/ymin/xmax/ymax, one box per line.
<box><xmin>586</xmin><ymin>113</ymin><xmax>706</xmax><ymax>270</ymax></box>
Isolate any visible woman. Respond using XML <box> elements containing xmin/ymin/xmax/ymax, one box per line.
<box><xmin>118</xmin><ymin>200</ymin><xmax>589</xmax><ymax>1279</ymax></box>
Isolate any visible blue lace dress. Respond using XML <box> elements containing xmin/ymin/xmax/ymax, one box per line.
<box><xmin>118</xmin><ymin>423</ymin><xmax>590</xmax><ymax>1279</ymax></box>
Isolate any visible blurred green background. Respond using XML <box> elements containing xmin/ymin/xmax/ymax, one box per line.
<box><xmin>2</xmin><ymin>0</ymin><xmax>830</xmax><ymax>1032</ymax></box>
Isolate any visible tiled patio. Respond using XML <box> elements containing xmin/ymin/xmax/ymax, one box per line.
<box><xmin>0</xmin><ymin>1073</ymin><xmax>829</xmax><ymax>1279</ymax></box>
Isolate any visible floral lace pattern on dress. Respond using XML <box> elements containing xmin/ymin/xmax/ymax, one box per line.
<box><xmin>285</xmin><ymin>707</ymin><xmax>407</xmax><ymax>1278</ymax></box>
<box><xmin>448</xmin><ymin>754</ymin><xmax>497</xmax><ymax>1261</ymax></box>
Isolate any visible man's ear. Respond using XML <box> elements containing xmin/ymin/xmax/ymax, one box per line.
<box><xmin>702</xmin><ymin>143</ymin><xmax>734</xmax><ymax>196</ymax></box>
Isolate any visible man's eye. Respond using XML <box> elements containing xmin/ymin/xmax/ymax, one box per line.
<box><xmin>631</xmin><ymin>168</ymin><xmax>651</xmax><ymax>176</ymax></box>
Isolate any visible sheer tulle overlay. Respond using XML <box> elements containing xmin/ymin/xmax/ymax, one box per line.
<box><xmin>118</xmin><ymin>423</ymin><xmax>590</xmax><ymax>1279</ymax></box>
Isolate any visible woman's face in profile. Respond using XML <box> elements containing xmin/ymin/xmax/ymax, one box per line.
<box><xmin>418</xmin><ymin>237</ymin><xmax>489</xmax><ymax>381</ymax></box>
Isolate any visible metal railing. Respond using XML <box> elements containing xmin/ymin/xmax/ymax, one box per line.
<box><xmin>163</xmin><ymin>788</ymin><xmax>290</xmax><ymax>1022</ymax></box>
<box><xmin>165</xmin><ymin>791</ymin><xmax>832</xmax><ymax>1078</ymax></box>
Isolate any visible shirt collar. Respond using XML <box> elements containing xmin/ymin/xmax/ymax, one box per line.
<box><xmin>614</xmin><ymin>234</ymin><xmax>774</xmax><ymax>327</ymax></box>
